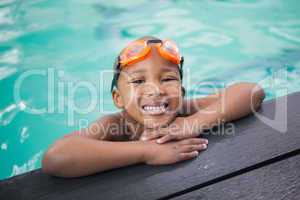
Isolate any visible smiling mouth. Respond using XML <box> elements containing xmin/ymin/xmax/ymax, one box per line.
<box><xmin>141</xmin><ymin>102</ymin><xmax>169</xmax><ymax>115</ymax></box>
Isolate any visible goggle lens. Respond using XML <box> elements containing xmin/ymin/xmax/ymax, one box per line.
<box><xmin>162</xmin><ymin>40</ymin><xmax>179</xmax><ymax>56</ymax></box>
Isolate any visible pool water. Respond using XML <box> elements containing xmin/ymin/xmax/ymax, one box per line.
<box><xmin>1</xmin><ymin>0</ymin><xmax>300</xmax><ymax>180</ymax></box>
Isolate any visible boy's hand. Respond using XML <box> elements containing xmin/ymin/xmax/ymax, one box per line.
<box><xmin>143</xmin><ymin>138</ymin><xmax>208</xmax><ymax>165</ymax></box>
<box><xmin>140</xmin><ymin>117</ymin><xmax>203</xmax><ymax>144</ymax></box>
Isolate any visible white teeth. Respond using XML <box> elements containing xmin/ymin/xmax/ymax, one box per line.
<box><xmin>142</xmin><ymin>104</ymin><xmax>168</xmax><ymax>114</ymax></box>
<box><xmin>143</xmin><ymin>106</ymin><xmax>165</xmax><ymax>111</ymax></box>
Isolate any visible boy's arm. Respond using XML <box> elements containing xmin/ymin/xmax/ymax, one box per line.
<box><xmin>42</xmin><ymin>136</ymin><xmax>145</xmax><ymax>177</ymax></box>
<box><xmin>146</xmin><ymin>82</ymin><xmax>265</xmax><ymax>143</ymax></box>
<box><xmin>186</xmin><ymin>82</ymin><xmax>265</xmax><ymax>129</ymax></box>
<box><xmin>179</xmin><ymin>82</ymin><xmax>265</xmax><ymax>120</ymax></box>
<box><xmin>42</xmin><ymin>136</ymin><xmax>208</xmax><ymax>177</ymax></box>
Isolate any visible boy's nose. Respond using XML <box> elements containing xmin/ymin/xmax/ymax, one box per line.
<box><xmin>143</xmin><ymin>81</ymin><xmax>165</xmax><ymax>97</ymax></box>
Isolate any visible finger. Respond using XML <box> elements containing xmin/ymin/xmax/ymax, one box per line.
<box><xmin>178</xmin><ymin>138</ymin><xmax>208</xmax><ymax>145</ymax></box>
<box><xmin>156</xmin><ymin>134</ymin><xmax>177</xmax><ymax>144</ymax></box>
<box><xmin>140</xmin><ymin>128</ymin><xmax>169</xmax><ymax>141</ymax></box>
<box><xmin>179</xmin><ymin>144</ymin><xmax>207</xmax><ymax>153</ymax></box>
<box><xmin>178</xmin><ymin>151</ymin><xmax>199</xmax><ymax>161</ymax></box>
<box><xmin>140</xmin><ymin>133</ymin><xmax>159</xmax><ymax>141</ymax></box>
<box><xmin>140</xmin><ymin>130</ymin><xmax>157</xmax><ymax>141</ymax></box>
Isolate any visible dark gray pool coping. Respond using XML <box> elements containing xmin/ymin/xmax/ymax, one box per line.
<box><xmin>172</xmin><ymin>154</ymin><xmax>300</xmax><ymax>200</ymax></box>
<box><xmin>1</xmin><ymin>92</ymin><xmax>300</xmax><ymax>200</ymax></box>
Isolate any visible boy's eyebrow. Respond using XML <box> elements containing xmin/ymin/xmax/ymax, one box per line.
<box><xmin>127</xmin><ymin>69</ymin><xmax>146</xmax><ymax>75</ymax></box>
<box><xmin>126</xmin><ymin>66</ymin><xmax>179</xmax><ymax>76</ymax></box>
<box><xmin>160</xmin><ymin>66</ymin><xmax>180</xmax><ymax>74</ymax></box>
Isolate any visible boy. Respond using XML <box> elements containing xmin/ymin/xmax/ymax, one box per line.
<box><xmin>42</xmin><ymin>36</ymin><xmax>265</xmax><ymax>177</ymax></box>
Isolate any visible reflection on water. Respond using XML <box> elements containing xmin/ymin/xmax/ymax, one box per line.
<box><xmin>0</xmin><ymin>48</ymin><xmax>19</xmax><ymax>64</ymax></box>
<box><xmin>1</xmin><ymin>143</ymin><xmax>8</xmax><ymax>150</ymax></box>
<box><xmin>0</xmin><ymin>66</ymin><xmax>17</xmax><ymax>80</ymax></box>
<box><xmin>0</xmin><ymin>0</ymin><xmax>300</xmax><ymax>180</ymax></box>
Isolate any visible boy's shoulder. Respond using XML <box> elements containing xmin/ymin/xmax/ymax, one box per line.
<box><xmin>96</xmin><ymin>112</ymin><xmax>142</xmax><ymax>141</ymax></box>
<box><xmin>69</xmin><ymin>111</ymin><xmax>170</xmax><ymax>141</ymax></box>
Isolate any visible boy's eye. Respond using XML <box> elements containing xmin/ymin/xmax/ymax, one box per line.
<box><xmin>130</xmin><ymin>79</ymin><xmax>145</xmax><ymax>84</ymax></box>
<box><xmin>162</xmin><ymin>77</ymin><xmax>178</xmax><ymax>82</ymax></box>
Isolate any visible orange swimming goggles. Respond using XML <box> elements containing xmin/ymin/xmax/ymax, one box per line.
<box><xmin>111</xmin><ymin>39</ymin><xmax>184</xmax><ymax>92</ymax></box>
<box><xmin>119</xmin><ymin>39</ymin><xmax>183</xmax><ymax>68</ymax></box>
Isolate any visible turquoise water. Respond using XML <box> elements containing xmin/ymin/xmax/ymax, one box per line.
<box><xmin>1</xmin><ymin>0</ymin><xmax>300</xmax><ymax>180</ymax></box>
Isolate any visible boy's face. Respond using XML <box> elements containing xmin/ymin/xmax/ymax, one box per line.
<box><xmin>112</xmin><ymin>44</ymin><xmax>184</xmax><ymax>129</ymax></box>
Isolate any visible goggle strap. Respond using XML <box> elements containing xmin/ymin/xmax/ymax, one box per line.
<box><xmin>146</xmin><ymin>39</ymin><xmax>162</xmax><ymax>45</ymax></box>
<box><xmin>179</xmin><ymin>56</ymin><xmax>184</xmax><ymax>80</ymax></box>
<box><xmin>180</xmin><ymin>56</ymin><xmax>184</xmax><ymax>69</ymax></box>
<box><xmin>111</xmin><ymin>59</ymin><xmax>121</xmax><ymax>92</ymax></box>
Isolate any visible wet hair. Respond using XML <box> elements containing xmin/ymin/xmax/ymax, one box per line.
<box><xmin>110</xmin><ymin>36</ymin><xmax>184</xmax><ymax>93</ymax></box>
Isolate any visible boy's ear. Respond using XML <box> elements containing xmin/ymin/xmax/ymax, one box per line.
<box><xmin>112</xmin><ymin>89</ymin><xmax>124</xmax><ymax>109</ymax></box>
<box><xmin>181</xmin><ymin>86</ymin><xmax>186</xmax><ymax>97</ymax></box>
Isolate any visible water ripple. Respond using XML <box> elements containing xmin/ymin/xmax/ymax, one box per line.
<box><xmin>181</xmin><ymin>32</ymin><xmax>233</xmax><ymax>48</ymax></box>
<box><xmin>0</xmin><ymin>0</ymin><xmax>16</xmax><ymax>7</ymax></box>
<box><xmin>1</xmin><ymin>143</ymin><xmax>8</xmax><ymax>150</ymax></box>
<box><xmin>269</xmin><ymin>26</ymin><xmax>300</xmax><ymax>43</ymax></box>
<box><xmin>0</xmin><ymin>48</ymin><xmax>20</xmax><ymax>64</ymax></box>
<box><xmin>0</xmin><ymin>30</ymin><xmax>22</xmax><ymax>42</ymax></box>
<box><xmin>0</xmin><ymin>66</ymin><xmax>17</xmax><ymax>80</ymax></box>
<box><xmin>0</xmin><ymin>7</ymin><xmax>13</xmax><ymax>25</ymax></box>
